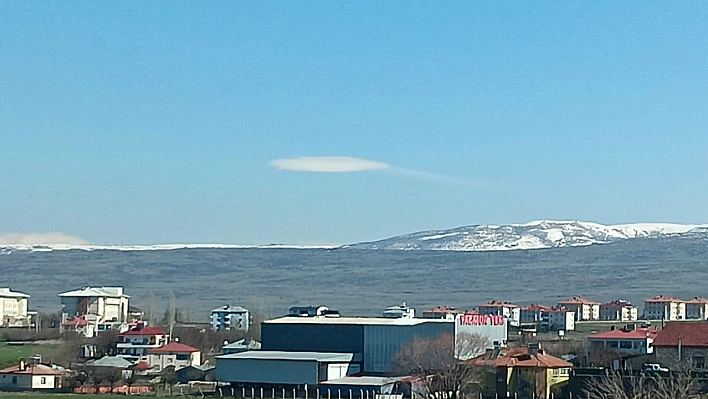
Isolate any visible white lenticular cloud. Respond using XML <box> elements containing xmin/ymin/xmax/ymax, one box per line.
<box><xmin>270</xmin><ymin>156</ymin><xmax>390</xmax><ymax>173</ymax></box>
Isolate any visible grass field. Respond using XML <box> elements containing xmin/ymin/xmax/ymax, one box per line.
<box><xmin>0</xmin><ymin>342</ymin><xmax>61</xmax><ymax>368</ymax></box>
<box><xmin>0</xmin><ymin>395</ymin><xmax>105</xmax><ymax>399</ymax></box>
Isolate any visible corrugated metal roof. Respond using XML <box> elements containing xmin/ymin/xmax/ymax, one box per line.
<box><xmin>216</xmin><ymin>351</ymin><xmax>354</xmax><ymax>362</ymax></box>
<box><xmin>58</xmin><ymin>286</ymin><xmax>128</xmax><ymax>298</ymax></box>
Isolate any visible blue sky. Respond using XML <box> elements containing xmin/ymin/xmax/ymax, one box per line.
<box><xmin>1</xmin><ymin>2</ymin><xmax>707</xmax><ymax>245</ymax></box>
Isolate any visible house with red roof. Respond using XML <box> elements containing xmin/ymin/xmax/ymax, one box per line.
<box><xmin>541</xmin><ymin>308</ymin><xmax>575</xmax><ymax>332</ymax></box>
<box><xmin>599</xmin><ymin>300</ymin><xmax>638</xmax><ymax>322</ymax></box>
<box><xmin>642</xmin><ymin>295</ymin><xmax>686</xmax><ymax>321</ymax></box>
<box><xmin>520</xmin><ymin>304</ymin><xmax>552</xmax><ymax>324</ymax></box>
<box><xmin>471</xmin><ymin>344</ymin><xmax>572</xmax><ymax>399</ymax></box>
<box><xmin>685</xmin><ymin>297</ymin><xmax>708</xmax><ymax>320</ymax></box>
<box><xmin>652</xmin><ymin>322</ymin><xmax>708</xmax><ymax>369</ymax></box>
<box><xmin>0</xmin><ymin>361</ymin><xmax>70</xmax><ymax>391</ymax></box>
<box><xmin>587</xmin><ymin>326</ymin><xmax>658</xmax><ymax>356</ymax></box>
<box><xmin>148</xmin><ymin>341</ymin><xmax>201</xmax><ymax>372</ymax></box>
<box><xmin>478</xmin><ymin>300</ymin><xmax>520</xmax><ymax>326</ymax></box>
<box><xmin>556</xmin><ymin>296</ymin><xmax>599</xmax><ymax>321</ymax></box>
<box><xmin>117</xmin><ymin>323</ymin><xmax>168</xmax><ymax>358</ymax></box>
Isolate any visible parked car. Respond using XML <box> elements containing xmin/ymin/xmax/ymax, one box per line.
<box><xmin>644</xmin><ymin>363</ymin><xmax>669</xmax><ymax>373</ymax></box>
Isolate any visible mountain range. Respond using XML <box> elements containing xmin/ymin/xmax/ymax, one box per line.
<box><xmin>345</xmin><ymin>220</ymin><xmax>708</xmax><ymax>251</ymax></box>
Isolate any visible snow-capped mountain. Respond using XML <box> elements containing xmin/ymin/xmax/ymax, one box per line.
<box><xmin>345</xmin><ymin>220</ymin><xmax>707</xmax><ymax>251</ymax></box>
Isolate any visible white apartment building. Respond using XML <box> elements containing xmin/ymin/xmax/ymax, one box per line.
<box><xmin>685</xmin><ymin>297</ymin><xmax>708</xmax><ymax>320</ymax></box>
<box><xmin>210</xmin><ymin>305</ymin><xmax>250</xmax><ymax>331</ymax></box>
<box><xmin>599</xmin><ymin>300</ymin><xmax>638</xmax><ymax>321</ymax></box>
<box><xmin>116</xmin><ymin>323</ymin><xmax>169</xmax><ymax>358</ymax></box>
<box><xmin>478</xmin><ymin>300</ymin><xmax>520</xmax><ymax>326</ymax></box>
<box><xmin>0</xmin><ymin>288</ymin><xmax>30</xmax><ymax>327</ymax></box>
<box><xmin>59</xmin><ymin>286</ymin><xmax>130</xmax><ymax>335</ymax></box>
<box><xmin>519</xmin><ymin>304</ymin><xmax>552</xmax><ymax>324</ymax></box>
<box><xmin>557</xmin><ymin>296</ymin><xmax>600</xmax><ymax>321</ymax></box>
<box><xmin>541</xmin><ymin>308</ymin><xmax>575</xmax><ymax>332</ymax></box>
<box><xmin>643</xmin><ymin>295</ymin><xmax>686</xmax><ymax>321</ymax></box>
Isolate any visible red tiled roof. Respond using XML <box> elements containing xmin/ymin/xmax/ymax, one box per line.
<box><xmin>588</xmin><ymin>328</ymin><xmax>658</xmax><ymax>340</ymax></box>
<box><xmin>645</xmin><ymin>295</ymin><xmax>685</xmax><ymax>303</ymax></box>
<box><xmin>652</xmin><ymin>322</ymin><xmax>708</xmax><ymax>347</ymax></box>
<box><xmin>481</xmin><ymin>300</ymin><xmax>518</xmax><ymax>308</ymax></box>
<box><xmin>63</xmin><ymin>316</ymin><xmax>89</xmax><ymax>327</ymax></box>
<box><xmin>120</xmin><ymin>326</ymin><xmax>167</xmax><ymax>336</ymax></box>
<box><xmin>686</xmin><ymin>297</ymin><xmax>708</xmax><ymax>304</ymax></box>
<box><xmin>601</xmin><ymin>300</ymin><xmax>635</xmax><ymax>308</ymax></box>
<box><xmin>0</xmin><ymin>364</ymin><xmax>69</xmax><ymax>376</ymax></box>
<box><xmin>148</xmin><ymin>342</ymin><xmax>199</xmax><ymax>354</ymax></box>
<box><xmin>425</xmin><ymin>306</ymin><xmax>460</xmax><ymax>314</ymax></box>
<box><xmin>472</xmin><ymin>347</ymin><xmax>572</xmax><ymax>369</ymax></box>
<box><xmin>133</xmin><ymin>361</ymin><xmax>152</xmax><ymax>371</ymax></box>
<box><xmin>522</xmin><ymin>304</ymin><xmax>552</xmax><ymax>312</ymax></box>
<box><xmin>558</xmin><ymin>296</ymin><xmax>599</xmax><ymax>305</ymax></box>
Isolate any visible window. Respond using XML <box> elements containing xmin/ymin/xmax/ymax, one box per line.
<box><xmin>41</xmin><ymin>377</ymin><xmax>46</xmax><ymax>384</ymax></box>
<box><xmin>12</xmin><ymin>376</ymin><xmax>17</xmax><ymax>384</ymax></box>
<box><xmin>694</xmin><ymin>356</ymin><xmax>705</xmax><ymax>369</ymax></box>
<box><xmin>608</xmin><ymin>341</ymin><xmax>619</xmax><ymax>348</ymax></box>
<box><xmin>176</xmin><ymin>354</ymin><xmax>190</xmax><ymax>361</ymax></box>
<box><xmin>620</xmin><ymin>341</ymin><xmax>632</xmax><ymax>349</ymax></box>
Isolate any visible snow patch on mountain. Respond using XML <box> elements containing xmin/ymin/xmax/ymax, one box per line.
<box><xmin>345</xmin><ymin>220</ymin><xmax>707</xmax><ymax>252</ymax></box>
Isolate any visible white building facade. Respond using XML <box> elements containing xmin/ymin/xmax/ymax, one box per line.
<box><xmin>599</xmin><ymin>300</ymin><xmax>638</xmax><ymax>322</ymax></box>
<box><xmin>643</xmin><ymin>296</ymin><xmax>686</xmax><ymax>321</ymax></box>
<box><xmin>0</xmin><ymin>288</ymin><xmax>30</xmax><ymax>327</ymax></box>
<box><xmin>478</xmin><ymin>301</ymin><xmax>520</xmax><ymax>326</ymax></box>
<box><xmin>541</xmin><ymin>309</ymin><xmax>575</xmax><ymax>332</ymax></box>
<box><xmin>59</xmin><ymin>286</ymin><xmax>130</xmax><ymax>335</ymax></box>
<box><xmin>557</xmin><ymin>296</ymin><xmax>599</xmax><ymax>321</ymax></box>
<box><xmin>211</xmin><ymin>305</ymin><xmax>250</xmax><ymax>331</ymax></box>
<box><xmin>685</xmin><ymin>297</ymin><xmax>708</xmax><ymax>320</ymax></box>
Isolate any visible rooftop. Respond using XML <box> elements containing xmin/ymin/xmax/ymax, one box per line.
<box><xmin>424</xmin><ymin>306</ymin><xmax>461</xmax><ymax>314</ymax></box>
<box><xmin>0</xmin><ymin>288</ymin><xmax>30</xmax><ymax>298</ymax></box>
<box><xmin>263</xmin><ymin>316</ymin><xmax>453</xmax><ymax>326</ymax></box>
<box><xmin>645</xmin><ymin>295</ymin><xmax>685</xmax><ymax>303</ymax></box>
<box><xmin>149</xmin><ymin>342</ymin><xmax>200</xmax><ymax>354</ymax></box>
<box><xmin>558</xmin><ymin>296</ymin><xmax>599</xmax><ymax>305</ymax></box>
<box><xmin>217</xmin><ymin>351</ymin><xmax>354</xmax><ymax>362</ymax></box>
<box><xmin>0</xmin><ymin>364</ymin><xmax>69</xmax><ymax>376</ymax></box>
<box><xmin>653</xmin><ymin>322</ymin><xmax>708</xmax><ymax>347</ymax></box>
<box><xmin>88</xmin><ymin>356</ymin><xmax>134</xmax><ymax>368</ymax></box>
<box><xmin>480</xmin><ymin>300</ymin><xmax>518</xmax><ymax>308</ymax></box>
<box><xmin>120</xmin><ymin>325</ymin><xmax>167</xmax><ymax>336</ymax></box>
<box><xmin>588</xmin><ymin>327</ymin><xmax>659</xmax><ymax>340</ymax></box>
<box><xmin>522</xmin><ymin>304</ymin><xmax>553</xmax><ymax>312</ymax></box>
<box><xmin>59</xmin><ymin>286</ymin><xmax>128</xmax><ymax>298</ymax></box>
<box><xmin>686</xmin><ymin>297</ymin><xmax>708</xmax><ymax>304</ymax></box>
<box><xmin>471</xmin><ymin>347</ymin><xmax>572</xmax><ymax>369</ymax></box>
<box><xmin>212</xmin><ymin>305</ymin><xmax>249</xmax><ymax>313</ymax></box>
<box><xmin>601</xmin><ymin>300</ymin><xmax>635</xmax><ymax>308</ymax></box>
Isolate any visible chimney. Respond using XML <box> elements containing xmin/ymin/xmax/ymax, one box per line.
<box><xmin>19</xmin><ymin>359</ymin><xmax>26</xmax><ymax>371</ymax></box>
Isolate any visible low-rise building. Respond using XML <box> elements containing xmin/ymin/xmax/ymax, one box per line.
<box><xmin>478</xmin><ymin>300</ymin><xmax>520</xmax><ymax>326</ymax></box>
<box><xmin>0</xmin><ymin>288</ymin><xmax>30</xmax><ymax>327</ymax></box>
<box><xmin>599</xmin><ymin>300</ymin><xmax>638</xmax><ymax>322</ymax></box>
<box><xmin>148</xmin><ymin>341</ymin><xmax>201</xmax><ymax>372</ymax></box>
<box><xmin>557</xmin><ymin>296</ymin><xmax>599</xmax><ymax>321</ymax></box>
<box><xmin>471</xmin><ymin>344</ymin><xmax>572</xmax><ymax>399</ymax></box>
<box><xmin>653</xmin><ymin>322</ymin><xmax>708</xmax><ymax>369</ymax></box>
<box><xmin>422</xmin><ymin>306</ymin><xmax>461</xmax><ymax>320</ymax></box>
<box><xmin>643</xmin><ymin>295</ymin><xmax>686</xmax><ymax>321</ymax></box>
<box><xmin>587</xmin><ymin>326</ymin><xmax>658</xmax><ymax>356</ymax></box>
<box><xmin>117</xmin><ymin>324</ymin><xmax>169</xmax><ymax>358</ymax></box>
<box><xmin>59</xmin><ymin>286</ymin><xmax>130</xmax><ymax>335</ymax></box>
<box><xmin>210</xmin><ymin>305</ymin><xmax>250</xmax><ymax>331</ymax></box>
<box><xmin>685</xmin><ymin>297</ymin><xmax>708</xmax><ymax>320</ymax></box>
<box><xmin>0</xmin><ymin>361</ymin><xmax>69</xmax><ymax>391</ymax></box>
<box><xmin>540</xmin><ymin>308</ymin><xmax>575</xmax><ymax>332</ymax></box>
<box><xmin>520</xmin><ymin>304</ymin><xmax>552</xmax><ymax>325</ymax></box>
<box><xmin>382</xmin><ymin>303</ymin><xmax>415</xmax><ymax>319</ymax></box>
<box><xmin>222</xmin><ymin>339</ymin><xmax>261</xmax><ymax>355</ymax></box>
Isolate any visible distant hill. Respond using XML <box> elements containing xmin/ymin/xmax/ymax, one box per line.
<box><xmin>345</xmin><ymin>220</ymin><xmax>707</xmax><ymax>251</ymax></box>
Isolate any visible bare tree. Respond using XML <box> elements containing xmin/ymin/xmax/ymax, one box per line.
<box><xmin>104</xmin><ymin>369</ymin><xmax>123</xmax><ymax>394</ymax></box>
<box><xmin>124</xmin><ymin>370</ymin><xmax>138</xmax><ymax>395</ymax></box>
<box><xmin>145</xmin><ymin>290</ymin><xmax>156</xmax><ymax>325</ymax></box>
<box><xmin>394</xmin><ymin>332</ymin><xmax>490</xmax><ymax>399</ymax></box>
<box><xmin>90</xmin><ymin>369</ymin><xmax>104</xmax><ymax>394</ymax></box>
<box><xmin>168</xmin><ymin>291</ymin><xmax>176</xmax><ymax>339</ymax></box>
<box><xmin>583</xmin><ymin>368</ymin><xmax>702</xmax><ymax>399</ymax></box>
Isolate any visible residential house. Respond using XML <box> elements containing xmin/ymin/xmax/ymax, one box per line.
<box><xmin>128</xmin><ymin>305</ymin><xmax>145</xmax><ymax>322</ymax></box>
<box><xmin>0</xmin><ymin>361</ymin><xmax>70</xmax><ymax>391</ymax></box>
<box><xmin>0</xmin><ymin>288</ymin><xmax>30</xmax><ymax>327</ymax></box>
<box><xmin>653</xmin><ymin>322</ymin><xmax>708</xmax><ymax>369</ymax></box>
<box><xmin>59</xmin><ymin>286</ymin><xmax>130</xmax><ymax>335</ymax></box>
<box><xmin>520</xmin><ymin>304</ymin><xmax>552</xmax><ymax>325</ymax></box>
<box><xmin>148</xmin><ymin>341</ymin><xmax>201</xmax><ymax>372</ymax></box>
<box><xmin>478</xmin><ymin>300</ymin><xmax>520</xmax><ymax>326</ymax></box>
<box><xmin>382</xmin><ymin>303</ymin><xmax>415</xmax><ymax>319</ymax></box>
<box><xmin>685</xmin><ymin>297</ymin><xmax>708</xmax><ymax>320</ymax></box>
<box><xmin>117</xmin><ymin>323</ymin><xmax>169</xmax><ymax>358</ymax></box>
<box><xmin>223</xmin><ymin>339</ymin><xmax>262</xmax><ymax>355</ymax></box>
<box><xmin>211</xmin><ymin>305</ymin><xmax>250</xmax><ymax>331</ymax></box>
<box><xmin>62</xmin><ymin>315</ymin><xmax>97</xmax><ymax>338</ymax></box>
<box><xmin>540</xmin><ymin>308</ymin><xmax>575</xmax><ymax>332</ymax></box>
<box><xmin>643</xmin><ymin>295</ymin><xmax>686</xmax><ymax>321</ymax></box>
<box><xmin>587</xmin><ymin>326</ymin><xmax>658</xmax><ymax>356</ymax></box>
<box><xmin>599</xmin><ymin>300</ymin><xmax>638</xmax><ymax>322</ymax></box>
<box><xmin>421</xmin><ymin>306</ymin><xmax>461</xmax><ymax>320</ymax></box>
<box><xmin>471</xmin><ymin>344</ymin><xmax>573</xmax><ymax>399</ymax></box>
<box><xmin>556</xmin><ymin>296</ymin><xmax>599</xmax><ymax>321</ymax></box>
